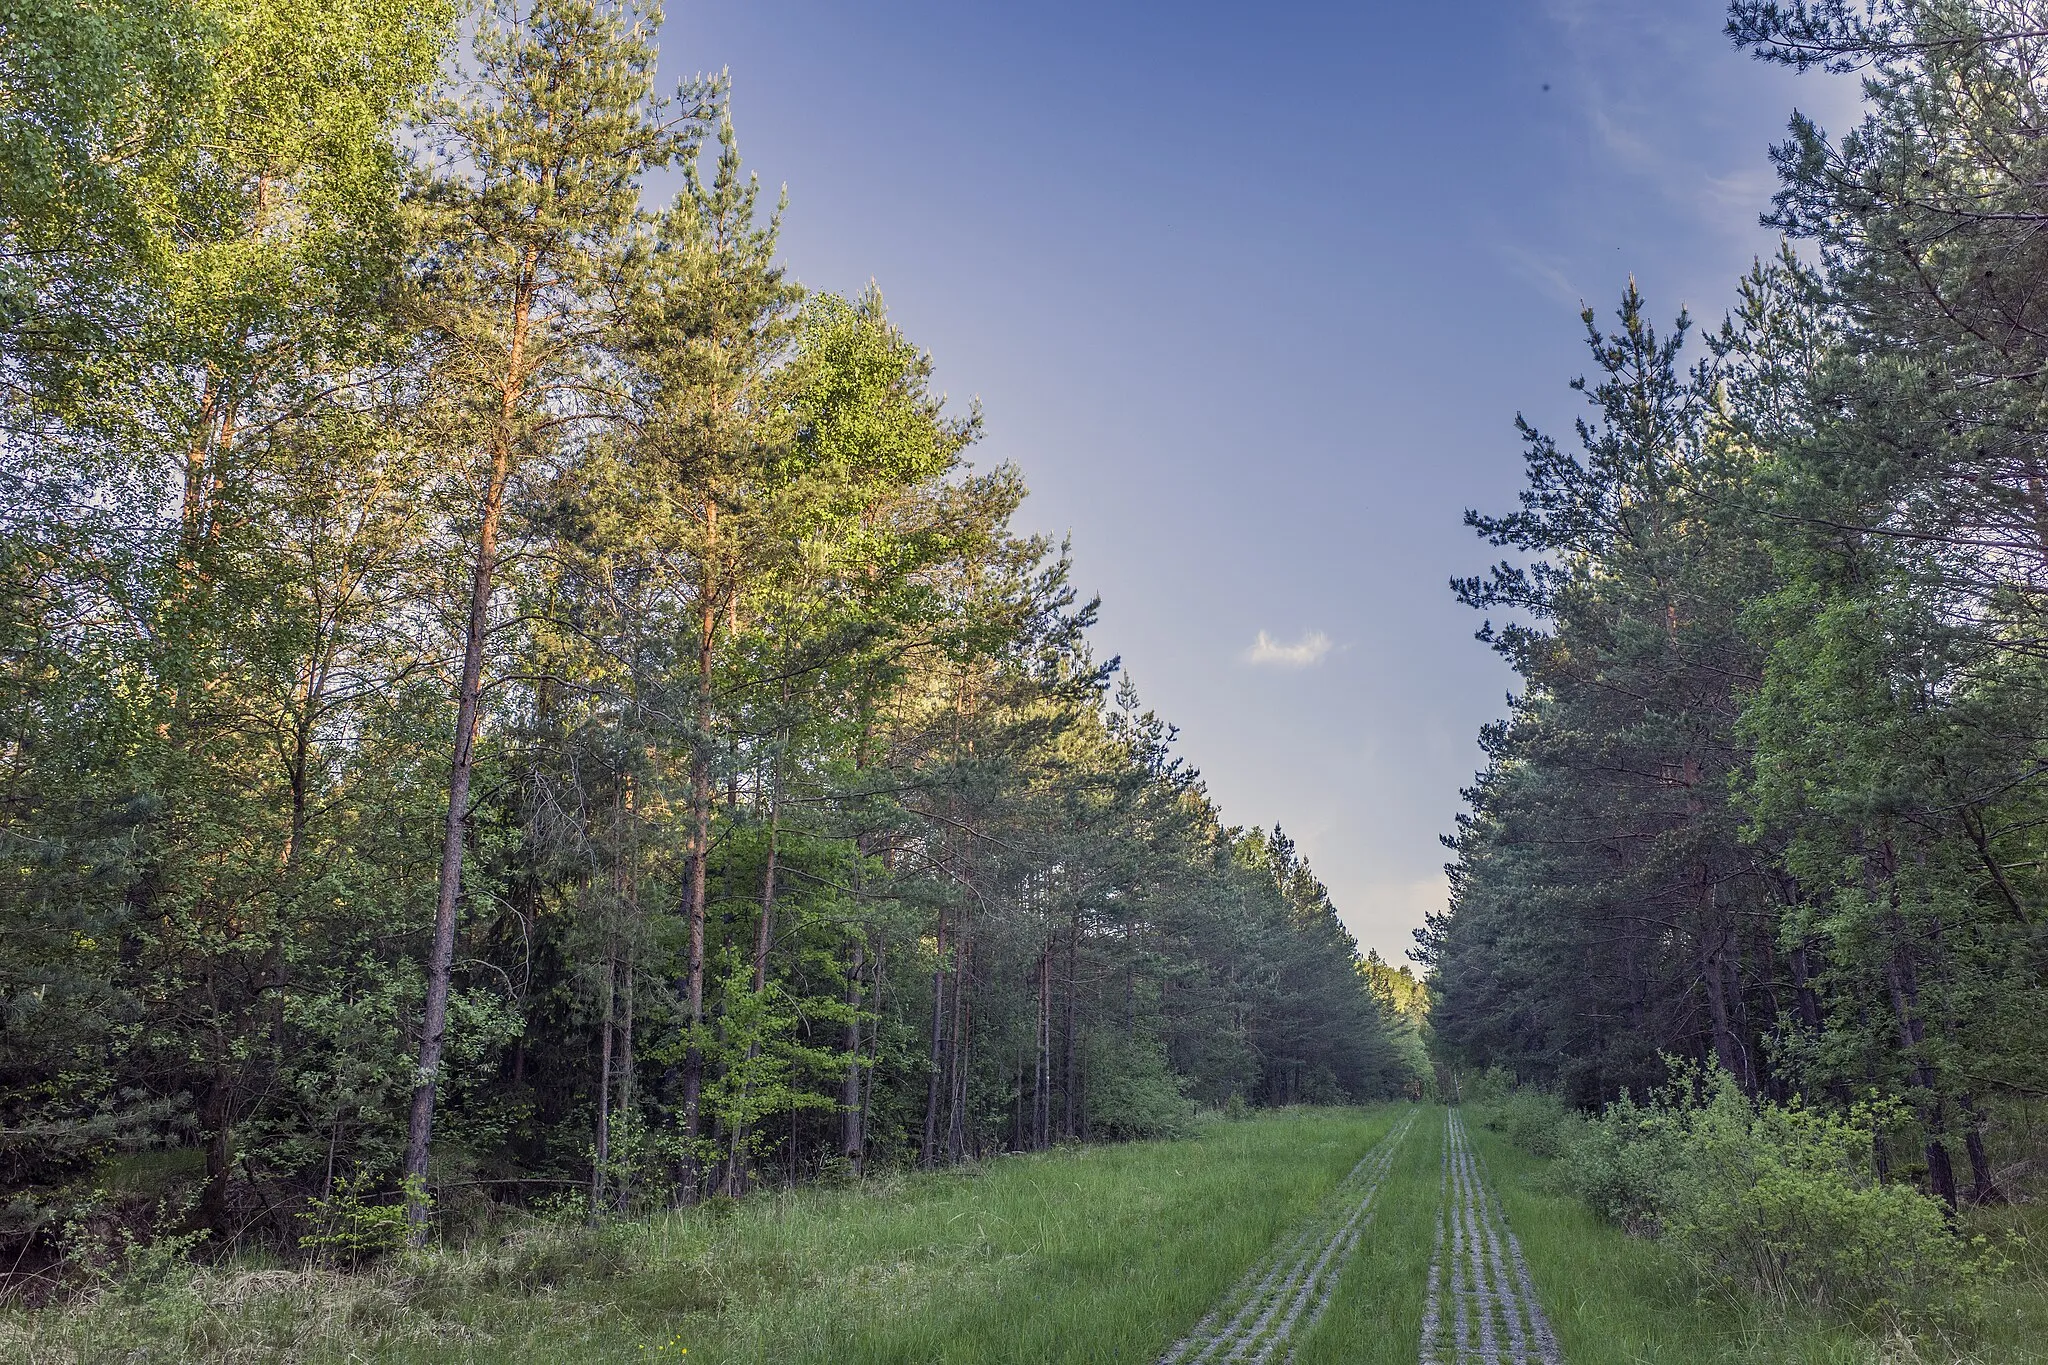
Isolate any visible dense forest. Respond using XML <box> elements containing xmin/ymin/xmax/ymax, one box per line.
<box><xmin>1424</xmin><ymin>0</ymin><xmax>2048</xmax><ymax>1212</ymax></box>
<box><xmin>0</xmin><ymin>0</ymin><xmax>1421</xmax><ymax>1264</ymax></box>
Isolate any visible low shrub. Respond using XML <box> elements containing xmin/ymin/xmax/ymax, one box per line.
<box><xmin>297</xmin><ymin>1173</ymin><xmax>424</xmax><ymax>1269</ymax></box>
<box><xmin>1563</xmin><ymin>1092</ymin><xmax>1681</xmax><ymax>1235</ymax></box>
<box><xmin>1566</xmin><ymin>1065</ymin><xmax>1997</xmax><ymax>1315</ymax></box>
<box><xmin>1474</xmin><ymin>1086</ymin><xmax>1580</xmax><ymax>1160</ymax></box>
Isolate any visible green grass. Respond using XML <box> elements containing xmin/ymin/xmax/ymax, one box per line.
<box><xmin>0</xmin><ymin>1106</ymin><xmax>1401</xmax><ymax>1364</ymax></box>
<box><xmin>1293</xmin><ymin>1103</ymin><xmax>1440</xmax><ymax>1365</ymax></box>
<box><xmin>12</xmin><ymin>1105</ymin><xmax>2038</xmax><ymax>1363</ymax></box>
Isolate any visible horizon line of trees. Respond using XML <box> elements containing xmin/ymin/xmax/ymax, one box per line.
<box><xmin>1424</xmin><ymin>0</ymin><xmax>2048</xmax><ymax>1213</ymax></box>
<box><xmin>0</xmin><ymin>0</ymin><xmax>1421</xmax><ymax>1265</ymax></box>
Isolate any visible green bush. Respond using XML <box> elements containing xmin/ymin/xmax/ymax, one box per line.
<box><xmin>1563</xmin><ymin>1091</ymin><xmax>1683</xmax><ymax>1235</ymax></box>
<box><xmin>1566</xmin><ymin>1066</ymin><xmax>1995</xmax><ymax>1314</ymax></box>
<box><xmin>54</xmin><ymin>1186</ymin><xmax>210</xmax><ymax>1301</ymax></box>
<box><xmin>1084</xmin><ymin>1033</ymin><xmax>1193</xmax><ymax>1140</ymax></box>
<box><xmin>1457</xmin><ymin>1065</ymin><xmax>1515</xmax><ymax>1105</ymax></box>
<box><xmin>297</xmin><ymin>1173</ymin><xmax>424</xmax><ymax>1269</ymax></box>
<box><xmin>1474</xmin><ymin>1086</ymin><xmax>1579</xmax><ymax>1160</ymax></box>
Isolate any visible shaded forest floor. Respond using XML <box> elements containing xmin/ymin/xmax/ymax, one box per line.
<box><xmin>3</xmin><ymin>1106</ymin><xmax>2042</xmax><ymax>1363</ymax></box>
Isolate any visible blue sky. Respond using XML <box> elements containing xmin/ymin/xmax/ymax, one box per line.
<box><xmin>657</xmin><ymin>0</ymin><xmax>1859</xmax><ymax>960</ymax></box>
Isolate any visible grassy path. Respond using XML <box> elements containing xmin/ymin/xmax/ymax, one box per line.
<box><xmin>1290</xmin><ymin>1106</ymin><xmax>1564</xmax><ymax>1365</ymax></box>
<box><xmin>1159</xmin><ymin>1109</ymin><xmax>1416</xmax><ymax>1365</ymax></box>
<box><xmin>1292</xmin><ymin>1105</ymin><xmax>1442</xmax><ymax>1365</ymax></box>
<box><xmin>1417</xmin><ymin>1109</ymin><xmax>1560</xmax><ymax>1365</ymax></box>
<box><xmin>1301</xmin><ymin>1107</ymin><xmax>2048</xmax><ymax>1365</ymax></box>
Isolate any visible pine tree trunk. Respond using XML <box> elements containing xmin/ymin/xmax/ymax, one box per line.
<box><xmin>841</xmin><ymin>936</ymin><xmax>864</xmax><ymax>1169</ymax></box>
<box><xmin>1696</xmin><ymin>875</ymin><xmax>1749</xmax><ymax>1090</ymax></box>
<box><xmin>1959</xmin><ymin>1095</ymin><xmax>1999</xmax><ymax>1204</ymax></box>
<box><xmin>593</xmin><ymin>945</ymin><xmax>615</xmax><ymax>1212</ymax></box>
<box><xmin>198</xmin><ymin>1067</ymin><xmax>236</xmax><ymax>1237</ymax></box>
<box><xmin>678</xmin><ymin>561</ymin><xmax>716</xmax><ymax>1201</ymax></box>
<box><xmin>1790</xmin><ymin>941</ymin><xmax>1824</xmax><ymax>1033</ymax></box>
<box><xmin>1723</xmin><ymin>927</ymin><xmax>1756</xmax><ymax>1090</ymax></box>
<box><xmin>620</xmin><ymin>779</ymin><xmax>638</xmax><ymax>1121</ymax></box>
<box><xmin>946</xmin><ymin>939</ymin><xmax>970</xmax><ymax>1162</ymax></box>
<box><xmin>1885</xmin><ymin>937</ymin><xmax>1959</xmax><ymax>1211</ymax></box>
<box><xmin>858</xmin><ymin>939</ymin><xmax>883</xmax><ymax>1158</ymax></box>
<box><xmin>1924</xmin><ymin>1129</ymin><xmax>1960</xmax><ymax>1213</ymax></box>
<box><xmin>405</xmin><ymin>400</ymin><xmax>518</xmax><ymax>1233</ymax></box>
<box><xmin>842</xmin><ymin>713</ymin><xmax>873</xmax><ymax>1170</ymax></box>
<box><xmin>1034</xmin><ymin>948</ymin><xmax>1051</xmax><ymax>1150</ymax></box>
<box><xmin>921</xmin><ymin>903</ymin><xmax>948</xmax><ymax>1167</ymax></box>
<box><xmin>1062</xmin><ymin>909</ymin><xmax>1079</xmax><ymax>1140</ymax></box>
<box><xmin>619</xmin><ymin>947</ymin><xmax>635</xmax><ymax>1112</ymax></box>
<box><xmin>727</xmin><ymin>767</ymin><xmax>780</xmax><ymax>1196</ymax></box>
<box><xmin>753</xmin><ymin>755</ymin><xmax>782</xmax><ymax>998</ymax></box>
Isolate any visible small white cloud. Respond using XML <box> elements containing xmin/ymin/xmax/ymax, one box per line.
<box><xmin>1245</xmin><ymin>630</ymin><xmax>1332</xmax><ymax>668</ymax></box>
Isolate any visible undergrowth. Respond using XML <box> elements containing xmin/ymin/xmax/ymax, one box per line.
<box><xmin>1465</xmin><ymin>1066</ymin><xmax>2033</xmax><ymax>1340</ymax></box>
<box><xmin>0</xmin><ymin>1107</ymin><xmax>1397</xmax><ymax>1364</ymax></box>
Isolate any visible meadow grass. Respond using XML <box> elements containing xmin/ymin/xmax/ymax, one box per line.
<box><xmin>0</xmin><ymin>1106</ymin><xmax>1400</xmax><ymax>1364</ymax></box>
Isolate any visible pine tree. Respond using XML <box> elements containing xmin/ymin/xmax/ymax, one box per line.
<box><xmin>400</xmin><ymin>0</ymin><xmax>704</xmax><ymax>1227</ymax></box>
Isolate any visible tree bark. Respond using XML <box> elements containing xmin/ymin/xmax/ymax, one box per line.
<box><xmin>946</xmin><ymin>938</ymin><xmax>970</xmax><ymax>1162</ymax></box>
<box><xmin>619</xmin><ymin>958</ymin><xmax>635</xmax><ymax>1108</ymax></box>
<box><xmin>405</xmin><ymin>403</ymin><xmax>517</xmax><ymax>1233</ymax></box>
<box><xmin>404</xmin><ymin>232</ymin><xmax>536</xmax><ymax>1232</ymax></box>
<box><xmin>593</xmin><ymin>941</ymin><xmax>615</xmax><ymax>1211</ymax></box>
<box><xmin>677</xmin><ymin>542</ymin><xmax>716</xmax><ymax>1201</ymax></box>
<box><xmin>1062</xmin><ymin>905</ymin><xmax>1080</xmax><ymax>1140</ymax></box>
<box><xmin>1960</xmin><ymin>1095</ymin><xmax>2000</xmax><ymax>1204</ymax></box>
<box><xmin>1033</xmin><ymin>947</ymin><xmax>1052</xmax><ymax>1150</ymax></box>
<box><xmin>725</xmin><ymin>762</ymin><xmax>781</xmax><ymax>1196</ymax></box>
<box><xmin>1790</xmin><ymin>941</ymin><xmax>1824</xmax><ymax>1034</ymax></box>
<box><xmin>840</xmin><ymin>936</ymin><xmax>864</xmax><ymax>1169</ymax></box>
<box><xmin>858</xmin><ymin>939</ymin><xmax>883</xmax><ymax>1161</ymax></box>
<box><xmin>842</xmin><ymin>717</ymin><xmax>873</xmax><ymax>1172</ymax></box>
<box><xmin>921</xmin><ymin>903</ymin><xmax>948</xmax><ymax>1166</ymax></box>
<box><xmin>1696</xmin><ymin>876</ymin><xmax>1750</xmax><ymax>1091</ymax></box>
<box><xmin>1885</xmin><ymin>937</ymin><xmax>1959</xmax><ymax>1211</ymax></box>
<box><xmin>198</xmin><ymin>1066</ymin><xmax>236</xmax><ymax>1236</ymax></box>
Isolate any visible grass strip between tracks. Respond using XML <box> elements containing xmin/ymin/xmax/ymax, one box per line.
<box><xmin>1160</xmin><ymin>1110</ymin><xmax>1415</xmax><ymax>1365</ymax></box>
<box><xmin>1290</xmin><ymin>1105</ymin><xmax>1443</xmax><ymax>1365</ymax></box>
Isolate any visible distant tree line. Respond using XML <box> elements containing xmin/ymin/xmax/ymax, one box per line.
<box><xmin>0</xmin><ymin>0</ymin><xmax>1417</xmax><ymax>1262</ymax></box>
<box><xmin>1425</xmin><ymin>0</ymin><xmax>2048</xmax><ymax>1211</ymax></box>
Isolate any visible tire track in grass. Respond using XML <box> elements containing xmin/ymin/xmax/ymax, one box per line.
<box><xmin>1417</xmin><ymin>1109</ymin><xmax>1561</xmax><ymax>1365</ymax></box>
<box><xmin>1159</xmin><ymin>1110</ymin><xmax>1418</xmax><ymax>1365</ymax></box>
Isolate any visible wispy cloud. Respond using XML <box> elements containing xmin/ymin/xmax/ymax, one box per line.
<box><xmin>1539</xmin><ymin>0</ymin><xmax>1864</xmax><ymax>240</ymax></box>
<box><xmin>1245</xmin><ymin>630</ymin><xmax>1332</xmax><ymax>668</ymax></box>
<box><xmin>1491</xmin><ymin>242</ymin><xmax>1584</xmax><ymax>309</ymax></box>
